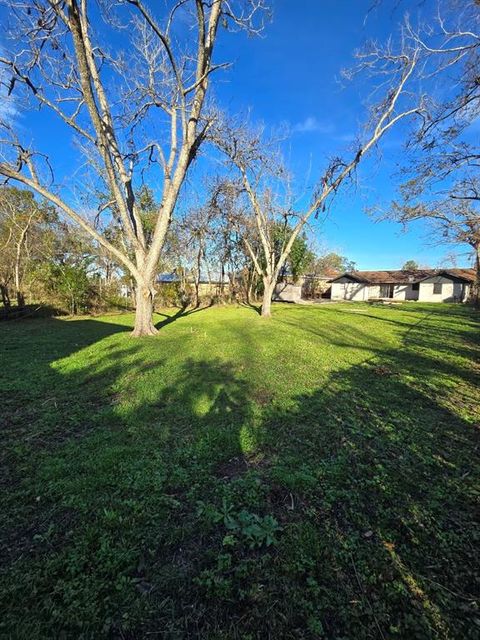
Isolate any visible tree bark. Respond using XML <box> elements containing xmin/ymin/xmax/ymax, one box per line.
<box><xmin>132</xmin><ymin>282</ymin><xmax>158</xmax><ymax>336</ymax></box>
<box><xmin>14</xmin><ymin>224</ymin><xmax>29</xmax><ymax>308</ymax></box>
<box><xmin>474</xmin><ymin>242</ymin><xmax>480</xmax><ymax>308</ymax></box>
<box><xmin>1</xmin><ymin>284</ymin><xmax>11</xmax><ymax>309</ymax></box>
<box><xmin>194</xmin><ymin>240</ymin><xmax>202</xmax><ymax>308</ymax></box>
<box><xmin>194</xmin><ymin>271</ymin><xmax>200</xmax><ymax>308</ymax></box>
<box><xmin>14</xmin><ymin>251</ymin><xmax>24</xmax><ymax>307</ymax></box>
<box><xmin>246</xmin><ymin>269</ymin><xmax>256</xmax><ymax>304</ymax></box>
<box><xmin>261</xmin><ymin>277</ymin><xmax>275</xmax><ymax>317</ymax></box>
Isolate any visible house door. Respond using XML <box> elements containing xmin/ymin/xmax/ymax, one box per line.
<box><xmin>379</xmin><ymin>284</ymin><xmax>394</xmax><ymax>298</ymax></box>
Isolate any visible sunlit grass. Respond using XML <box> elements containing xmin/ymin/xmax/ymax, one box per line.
<box><xmin>1</xmin><ymin>302</ymin><xmax>479</xmax><ymax>638</ymax></box>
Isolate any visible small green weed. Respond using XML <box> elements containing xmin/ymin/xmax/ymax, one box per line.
<box><xmin>197</xmin><ymin>497</ymin><xmax>282</xmax><ymax>549</ymax></box>
<box><xmin>1</xmin><ymin>304</ymin><xmax>478</xmax><ymax>638</ymax></box>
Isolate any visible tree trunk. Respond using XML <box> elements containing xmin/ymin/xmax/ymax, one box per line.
<box><xmin>1</xmin><ymin>284</ymin><xmax>11</xmax><ymax>309</ymax></box>
<box><xmin>14</xmin><ymin>235</ymin><xmax>26</xmax><ymax>308</ymax></box>
<box><xmin>194</xmin><ymin>272</ymin><xmax>200</xmax><ymax>308</ymax></box>
<box><xmin>261</xmin><ymin>276</ymin><xmax>275</xmax><ymax>318</ymax></box>
<box><xmin>14</xmin><ymin>261</ymin><xmax>25</xmax><ymax>305</ymax></box>
<box><xmin>474</xmin><ymin>243</ymin><xmax>480</xmax><ymax>308</ymax></box>
<box><xmin>132</xmin><ymin>283</ymin><xmax>158</xmax><ymax>336</ymax></box>
<box><xmin>246</xmin><ymin>269</ymin><xmax>257</xmax><ymax>304</ymax></box>
<box><xmin>220</xmin><ymin>263</ymin><xmax>225</xmax><ymax>299</ymax></box>
<box><xmin>130</xmin><ymin>278</ymin><xmax>136</xmax><ymax>308</ymax></box>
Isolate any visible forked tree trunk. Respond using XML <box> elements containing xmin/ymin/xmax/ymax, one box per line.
<box><xmin>261</xmin><ymin>276</ymin><xmax>275</xmax><ymax>318</ymax></box>
<box><xmin>132</xmin><ymin>282</ymin><xmax>158</xmax><ymax>336</ymax></box>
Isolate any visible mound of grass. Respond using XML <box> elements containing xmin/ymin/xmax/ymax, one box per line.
<box><xmin>1</xmin><ymin>303</ymin><xmax>479</xmax><ymax>638</ymax></box>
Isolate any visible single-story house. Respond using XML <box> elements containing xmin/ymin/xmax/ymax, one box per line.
<box><xmin>330</xmin><ymin>268</ymin><xmax>475</xmax><ymax>303</ymax></box>
<box><xmin>157</xmin><ymin>271</ymin><xmax>230</xmax><ymax>297</ymax></box>
<box><xmin>121</xmin><ymin>272</ymin><xmax>230</xmax><ymax>302</ymax></box>
<box><xmin>274</xmin><ymin>269</ymin><xmax>340</xmax><ymax>303</ymax></box>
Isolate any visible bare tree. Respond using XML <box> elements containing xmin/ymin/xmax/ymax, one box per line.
<box><xmin>176</xmin><ymin>205</ymin><xmax>217</xmax><ymax>307</ymax></box>
<box><xmin>214</xmin><ymin>40</ymin><xmax>424</xmax><ymax>316</ymax></box>
<box><xmin>208</xmin><ymin>176</ymin><xmax>260</xmax><ymax>302</ymax></box>
<box><xmin>386</xmin><ymin>181</ymin><xmax>480</xmax><ymax>304</ymax></box>
<box><xmin>404</xmin><ymin>3</ymin><xmax>480</xmax><ymax>153</ymax></box>
<box><xmin>0</xmin><ymin>0</ymin><xmax>267</xmax><ymax>335</ymax></box>
<box><xmin>380</xmin><ymin>4</ymin><xmax>480</xmax><ymax>303</ymax></box>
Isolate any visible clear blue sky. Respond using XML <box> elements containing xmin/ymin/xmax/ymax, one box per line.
<box><xmin>211</xmin><ymin>0</ymin><xmax>475</xmax><ymax>269</ymax></box>
<box><xmin>2</xmin><ymin>0</ymin><xmax>476</xmax><ymax>269</ymax></box>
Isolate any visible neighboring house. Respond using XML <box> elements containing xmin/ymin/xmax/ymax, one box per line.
<box><xmin>157</xmin><ymin>272</ymin><xmax>181</xmax><ymax>284</ymax></box>
<box><xmin>330</xmin><ymin>269</ymin><xmax>475</xmax><ymax>303</ymax></box>
<box><xmin>274</xmin><ymin>280</ymin><xmax>303</xmax><ymax>303</ymax></box>
<box><xmin>274</xmin><ymin>270</ymin><xmax>339</xmax><ymax>303</ymax></box>
<box><xmin>157</xmin><ymin>271</ymin><xmax>230</xmax><ymax>297</ymax></box>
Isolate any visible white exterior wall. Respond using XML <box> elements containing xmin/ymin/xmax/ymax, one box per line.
<box><xmin>393</xmin><ymin>285</ymin><xmax>407</xmax><ymax>300</ymax></box>
<box><xmin>274</xmin><ymin>282</ymin><xmax>302</xmax><ymax>303</ymax></box>
<box><xmin>332</xmin><ymin>275</ymin><xmax>471</xmax><ymax>303</ymax></box>
<box><xmin>419</xmin><ymin>276</ymin><xmax>470</xmax><ymax>302</ymax></box>
<box><xmin>393</xmin><ymin>284</ymin><xmax>419</xmax><ymax>300</ymax></box>
<box><xmin>405</xmin><ymin>284</ymin><xmax>419</xmax><ymax>301</ymax></box>
<box><xmin>331</xmin><ymin>279</ymin><xmax>369</xmax><ymax>301</ymax></box>
<box><xmin>360</xmin><ymin>283</ymin><xmax>417</xmax><ymax>300</ymax></box>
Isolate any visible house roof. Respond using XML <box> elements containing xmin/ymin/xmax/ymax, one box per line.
<box><xmin>443</xmin><ymin>268</ymin><xmax>477</xmax><ymax>282</ymax></box>
<box><xmin>330</xmin><ymin>268</ymin><xmax>476</xmax><ymax>285</ymax></box>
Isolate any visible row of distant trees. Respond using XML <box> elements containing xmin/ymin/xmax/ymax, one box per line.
<box><xmin>1</xmin><ymin>183</ymin><xmax>358</xmax><ymax>315</ymax></box>
<box><xmin>0</xmin><ymin>186</ymin><xmax>124</xmax><ymax>315</ymax></box>
<box><xmin>0</xmin><ymin>1</ymin><xmax>478</xmax><ymax>331</ymax></box>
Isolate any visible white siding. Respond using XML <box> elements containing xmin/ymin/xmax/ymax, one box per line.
<box><xmin>274</xmin><ymin>282</ymin><xmax>302</xmax><ymax>303</ymax></box>
<box><xmin>393</xmin><ymin>284</ymin><xmax>419</xmax><ymax>300</ymax></box>
<box><xmin>331</xmin><ymin>280</ymin><xmax>369</xmax><ymax>301</ymax></box>
<box><xmin>332</xmin><ymin>275</ymin><xmax>471</xmax><ymax>303</ymax></box>
<box><xmin>393</xmin><ymin>285</ymin><xmax>407</xmax><ymax>300</ymax></box>
<box><xmin>418</xmin><ymin>276</ymin><xmax>470</xmax><ymax>302</ymax></box>
<box><xmin>363</xmin><ymin>283</ymin><xmax>417</xmax><ymax>300</ymax></box>
<box><xmin>405</xmin><ymin>284</ymin><xmax>419</xmax><ymax>301</ymax></box>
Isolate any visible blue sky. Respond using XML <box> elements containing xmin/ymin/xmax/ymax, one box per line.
<box><xmin>210</xmin><ymin>0</ymin><xmax>476</xmax><ymax>269</ymax></box>
<box><xmin>1</xmin><ymin>0</ymin><xmax>476</xmax><ymax>270</ymax></box>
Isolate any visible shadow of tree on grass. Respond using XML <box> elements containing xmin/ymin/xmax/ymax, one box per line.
<box><xmin>0</xmin><ymin>309</ymin><xmax>478</xmax><ymax>639</ymax></box>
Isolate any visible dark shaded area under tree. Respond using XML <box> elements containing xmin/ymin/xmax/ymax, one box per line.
<box><xmin>0</xmin><ymin>304</ymin><xmax>478</xmax><ymax>638</ymax></box>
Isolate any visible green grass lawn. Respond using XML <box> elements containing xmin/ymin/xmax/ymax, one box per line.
<box><xmin>1</xmin><ymin>303</ymin><xmax>479</xmax><ymax>639</ymax></box>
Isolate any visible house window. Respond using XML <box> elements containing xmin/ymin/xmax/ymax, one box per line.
<box><xmin>411</xmin><ymin>283</ymin><xmax>419</xmax><ymax>291</ymax></box>
<box><xmin>433</xmin><ymin>283</ymin><xmax>443</xmax><ymax>295</ymax></box>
